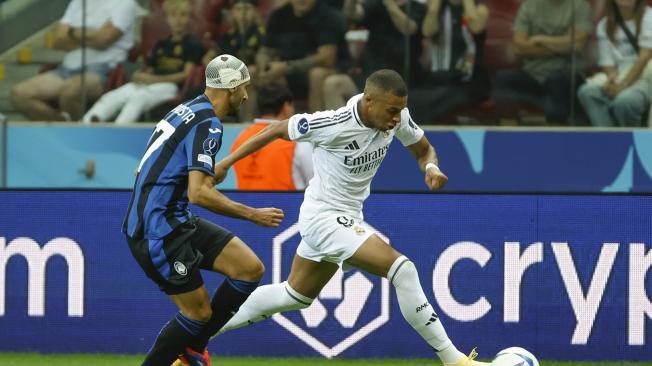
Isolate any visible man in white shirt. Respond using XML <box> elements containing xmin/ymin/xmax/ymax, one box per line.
<box><xmin>10</xmin><ymin>0</ymin><xmax>137</xmax><ymax>121</ymax></box>
<box><xmin>211</xmin><ymin>69</ymin><xmax>488</xmax><ymax>366</ymax></box>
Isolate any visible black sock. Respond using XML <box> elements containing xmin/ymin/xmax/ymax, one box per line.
<box><xmin>188</xmin><ymin>278</ymin><xmax>259</xmax><ymax>351</ymax></box>
<box><xmin>142</xmin><ymin>312</ymin><xmax>207</xmax><ymax>366</ymax></box>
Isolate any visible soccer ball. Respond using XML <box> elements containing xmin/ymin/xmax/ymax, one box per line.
<box><xmin>491</xmin><ymin>347</ymin><xmax>539</xmax><ymax>366</ymax></box>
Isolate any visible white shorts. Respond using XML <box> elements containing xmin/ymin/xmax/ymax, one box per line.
<box><xmin>296</xmin><ymin>207</ymin><xmax>375</xmax><ymax>268</ymax></box>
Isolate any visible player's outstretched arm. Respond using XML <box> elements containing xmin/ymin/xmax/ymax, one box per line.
<box><xmin>213</xmin><ymin>119</ymin><xmax>290</xmax><ymax>184</ymax></box>
<box><xmin>406</xmin><ymin>136</ymin><xmax>448</xmax><ymax>190</ymax></box>
<box><xmin>188</xmin><ymin>170</ymin><xmax>284</xmax><ymax>227</ymax></box>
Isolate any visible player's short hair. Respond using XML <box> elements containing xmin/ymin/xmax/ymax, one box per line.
<box><xmin>365</xmin><ymin>69</ymin><xmax>407</xmax><ymax>97</ymax></box>
<box><xmin>163</xmin><ymin>0</ymin><xmax>192</xmax><ymax>14</ymax></box>
<box><xmin>257</xmin><ymin>82</ymin><xmax>293</xmax><ymax>116</ymax></box>
<box><xmin>205</xmin><ymin>54</ymin><xmax>250</xmax><ymax>89</ymax></box>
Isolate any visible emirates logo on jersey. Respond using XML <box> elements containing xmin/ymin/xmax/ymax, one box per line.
<box><xmin>343</xmin><ymin>145</ymin><xmax>389</xmax><ymax>174</ymax></box>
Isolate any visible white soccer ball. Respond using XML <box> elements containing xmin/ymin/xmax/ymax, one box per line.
<box><xmin>491</xmin><ymin>347</ymin><xmax>539</xmax><ymax>366</ymax></box>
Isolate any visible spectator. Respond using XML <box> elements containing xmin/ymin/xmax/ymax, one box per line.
<box><xmin>408</xmin><ymin>0</ymin><xmax>490</xmax><ymax>124</ymax></box>
<box><xmin>203</xmin><ymin>0</ymin><xmax>263</xmax><ymax>67</ymax></box>
<box><xmin>491</xmin><ymin>0</ymin><xmax>592</xmax><ymax>125</ymax></box>
<box><xmin>344</xmin><ymin>0</ymin><xmax>425</xmax><ymax>81</ymax></box>
<box><xmin>578</xmin><ymin>0</ymin><xmax>652</xmax><ymax>127</ymax></box>
<box><xmin>321</xmin><ymin>0</ymin><xmax>425</xmax><ymax>110</ymax></box>
<box><xmin>201</xmin><ymin>0</ymin><xmax>265</xmax><ymax>121</ymax></box>
<box><xmin>256</xmin><ymin>0</ymin><xmax>350</xmax><ymax>112</ymax></box>
<box><xmin>231</xmin><ymin>82</ymin><xmax>314</xmax><ymax>190</ymax></box>
<box><xmin>10</xmin><ymin>0</ymin><xmax>137</xmax><ymax>121</ymax></box>
<box><xmin>83</xmin><ymin>0</ymin><xmax>204</xmax><ymax>124</ymax></box>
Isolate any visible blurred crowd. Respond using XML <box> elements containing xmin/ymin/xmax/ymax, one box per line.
<box><xmin>5</xmin><ymin>0</ymin><xmax>652</xmax><ymax>127</ymax></box>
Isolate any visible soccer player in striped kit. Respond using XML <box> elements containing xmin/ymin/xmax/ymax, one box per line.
<box><xmin>123</xmin><ymin>54</ymin><xmax>284</xmax><ymax>366</ymax></box>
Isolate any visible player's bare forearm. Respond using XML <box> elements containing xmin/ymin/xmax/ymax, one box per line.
<box><xmin>407</xmin><ymin>136</ymin><xmax>447</xmax><ymax>190</ymax></box>
<box><xmin>189</xmin><ymin>171</ymin><xmax>284</xmax><ymax>226</ymax></box>
<box><xmin>196</xmin><ymin>184</ymin><xmax>256</xmax><ymax>220</ymax></box>
<box><xmin>407</xmin><ymin>136</ymin><xmax>438</xmax><ymax>171</ymax></box>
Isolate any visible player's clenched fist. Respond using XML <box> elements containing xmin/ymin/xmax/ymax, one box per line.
<box><xmin>425</xmin><ymin>165</ymin><xmax>448</xmax><ymax>191</ymax></box>
<box><xmin>250</xmin><ymin>207</ymin><xmax>285</xmax><ymax>227</ymax></box>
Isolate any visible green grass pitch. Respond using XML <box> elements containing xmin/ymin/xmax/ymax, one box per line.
<box><xmin>0</xmin><ymin>354</ymin><xmax>649</xmax><ymax>366</ymax></box>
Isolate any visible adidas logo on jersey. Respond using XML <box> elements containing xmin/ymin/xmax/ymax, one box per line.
<box><xmin>345</xmin><ymin>140</ymin><xmax>360</xmax><ymax>150</ymax></box>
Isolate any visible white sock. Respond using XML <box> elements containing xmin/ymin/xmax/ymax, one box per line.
<box><xmin>214</xmin><ymin>281</ymin><xmax>312</xmax><ymax>337</ymax></box>
<box><xmin>388</xmin><ymin>256</ymin><xmax>465</xmax><ymax>364</ymax></box>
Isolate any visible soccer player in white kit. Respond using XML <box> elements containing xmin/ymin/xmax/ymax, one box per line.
<box><xmin>212</xmin><ymin>69</ymin><xmax>488</xmax><ymax>366</ymax></box>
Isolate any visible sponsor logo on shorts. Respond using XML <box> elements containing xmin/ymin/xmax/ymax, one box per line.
<box><xmin>174</xmin><ymin>261</ymin><xmax>187</xmax><ymax>276</ymax></box>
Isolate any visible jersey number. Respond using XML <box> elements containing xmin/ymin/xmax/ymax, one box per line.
<box><xmin>137</xmin><ymin>119</ymin><xmax>175</xmax><ymax>173</ymax></box>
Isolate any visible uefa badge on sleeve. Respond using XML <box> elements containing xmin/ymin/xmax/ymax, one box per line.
<box><xmin>203</xmin><ymin>138</ymin><xmax>219</xmax><ymax>156</ymax></box>
<box><xmin>297</xmin><ymin>118</ymin><xmax>310</xmax><ymax>135</ymax></box>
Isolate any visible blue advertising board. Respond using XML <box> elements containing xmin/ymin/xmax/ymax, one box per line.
<box><xmin>0</xmin><ymin>191</ymin><xmax>650</xmax><ymax>360</ymax></box>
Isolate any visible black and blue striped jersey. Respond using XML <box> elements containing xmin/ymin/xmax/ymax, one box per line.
<box><xmin>123</xmin><ymin>94</ymin><xmax>224</xmax><ymax>239</ymax></box>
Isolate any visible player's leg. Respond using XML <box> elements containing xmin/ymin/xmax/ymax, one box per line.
<box><xmin>127</xmin><ymin>221</ymin><xmax>213</xmax><ymax>366</ymax></box>
<box><xmin>142</xmin><ymin>285</ymin><xmax>213</xmax><ymax>366</ymax></box>
<box><xmin>216</xmin><ymin>253</ymin><xmax>339</xmax><ymax>335</ymax></box>
<box><xmin>345</xmin><ymin>234</ymin><xmax>487</xmax><ymax>366</ymax></box>
<box><xmin>184</xmin><ymin>229</ymin><xmax>265</xmax><ymax>353</ymax></box>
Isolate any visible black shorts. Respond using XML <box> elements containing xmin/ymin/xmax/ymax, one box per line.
<box><xmin>126</xmin><ymin>216</ymin><xmax>235</xmax><ymax>295</ymax></box>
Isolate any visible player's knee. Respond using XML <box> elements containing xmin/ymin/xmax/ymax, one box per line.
<box><xmin>234</xmin><ymin>258</ymin><xmax>265</xmax><ymax>282</ymax></box>
<box><xmin>248</xmin><ymin>258</ymin><xmax>265</xmax><ymax>281</ymax></box>
<box><xmin>185</xmin><ymin>305</ymin><xmax>213</xmax><ymax>323</ymax></box>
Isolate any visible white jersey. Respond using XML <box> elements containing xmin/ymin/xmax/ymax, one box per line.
<box><xmin>287</xmin><ymin>94</ymin><xmax>424</xmax><ymax>216</ymax></box>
